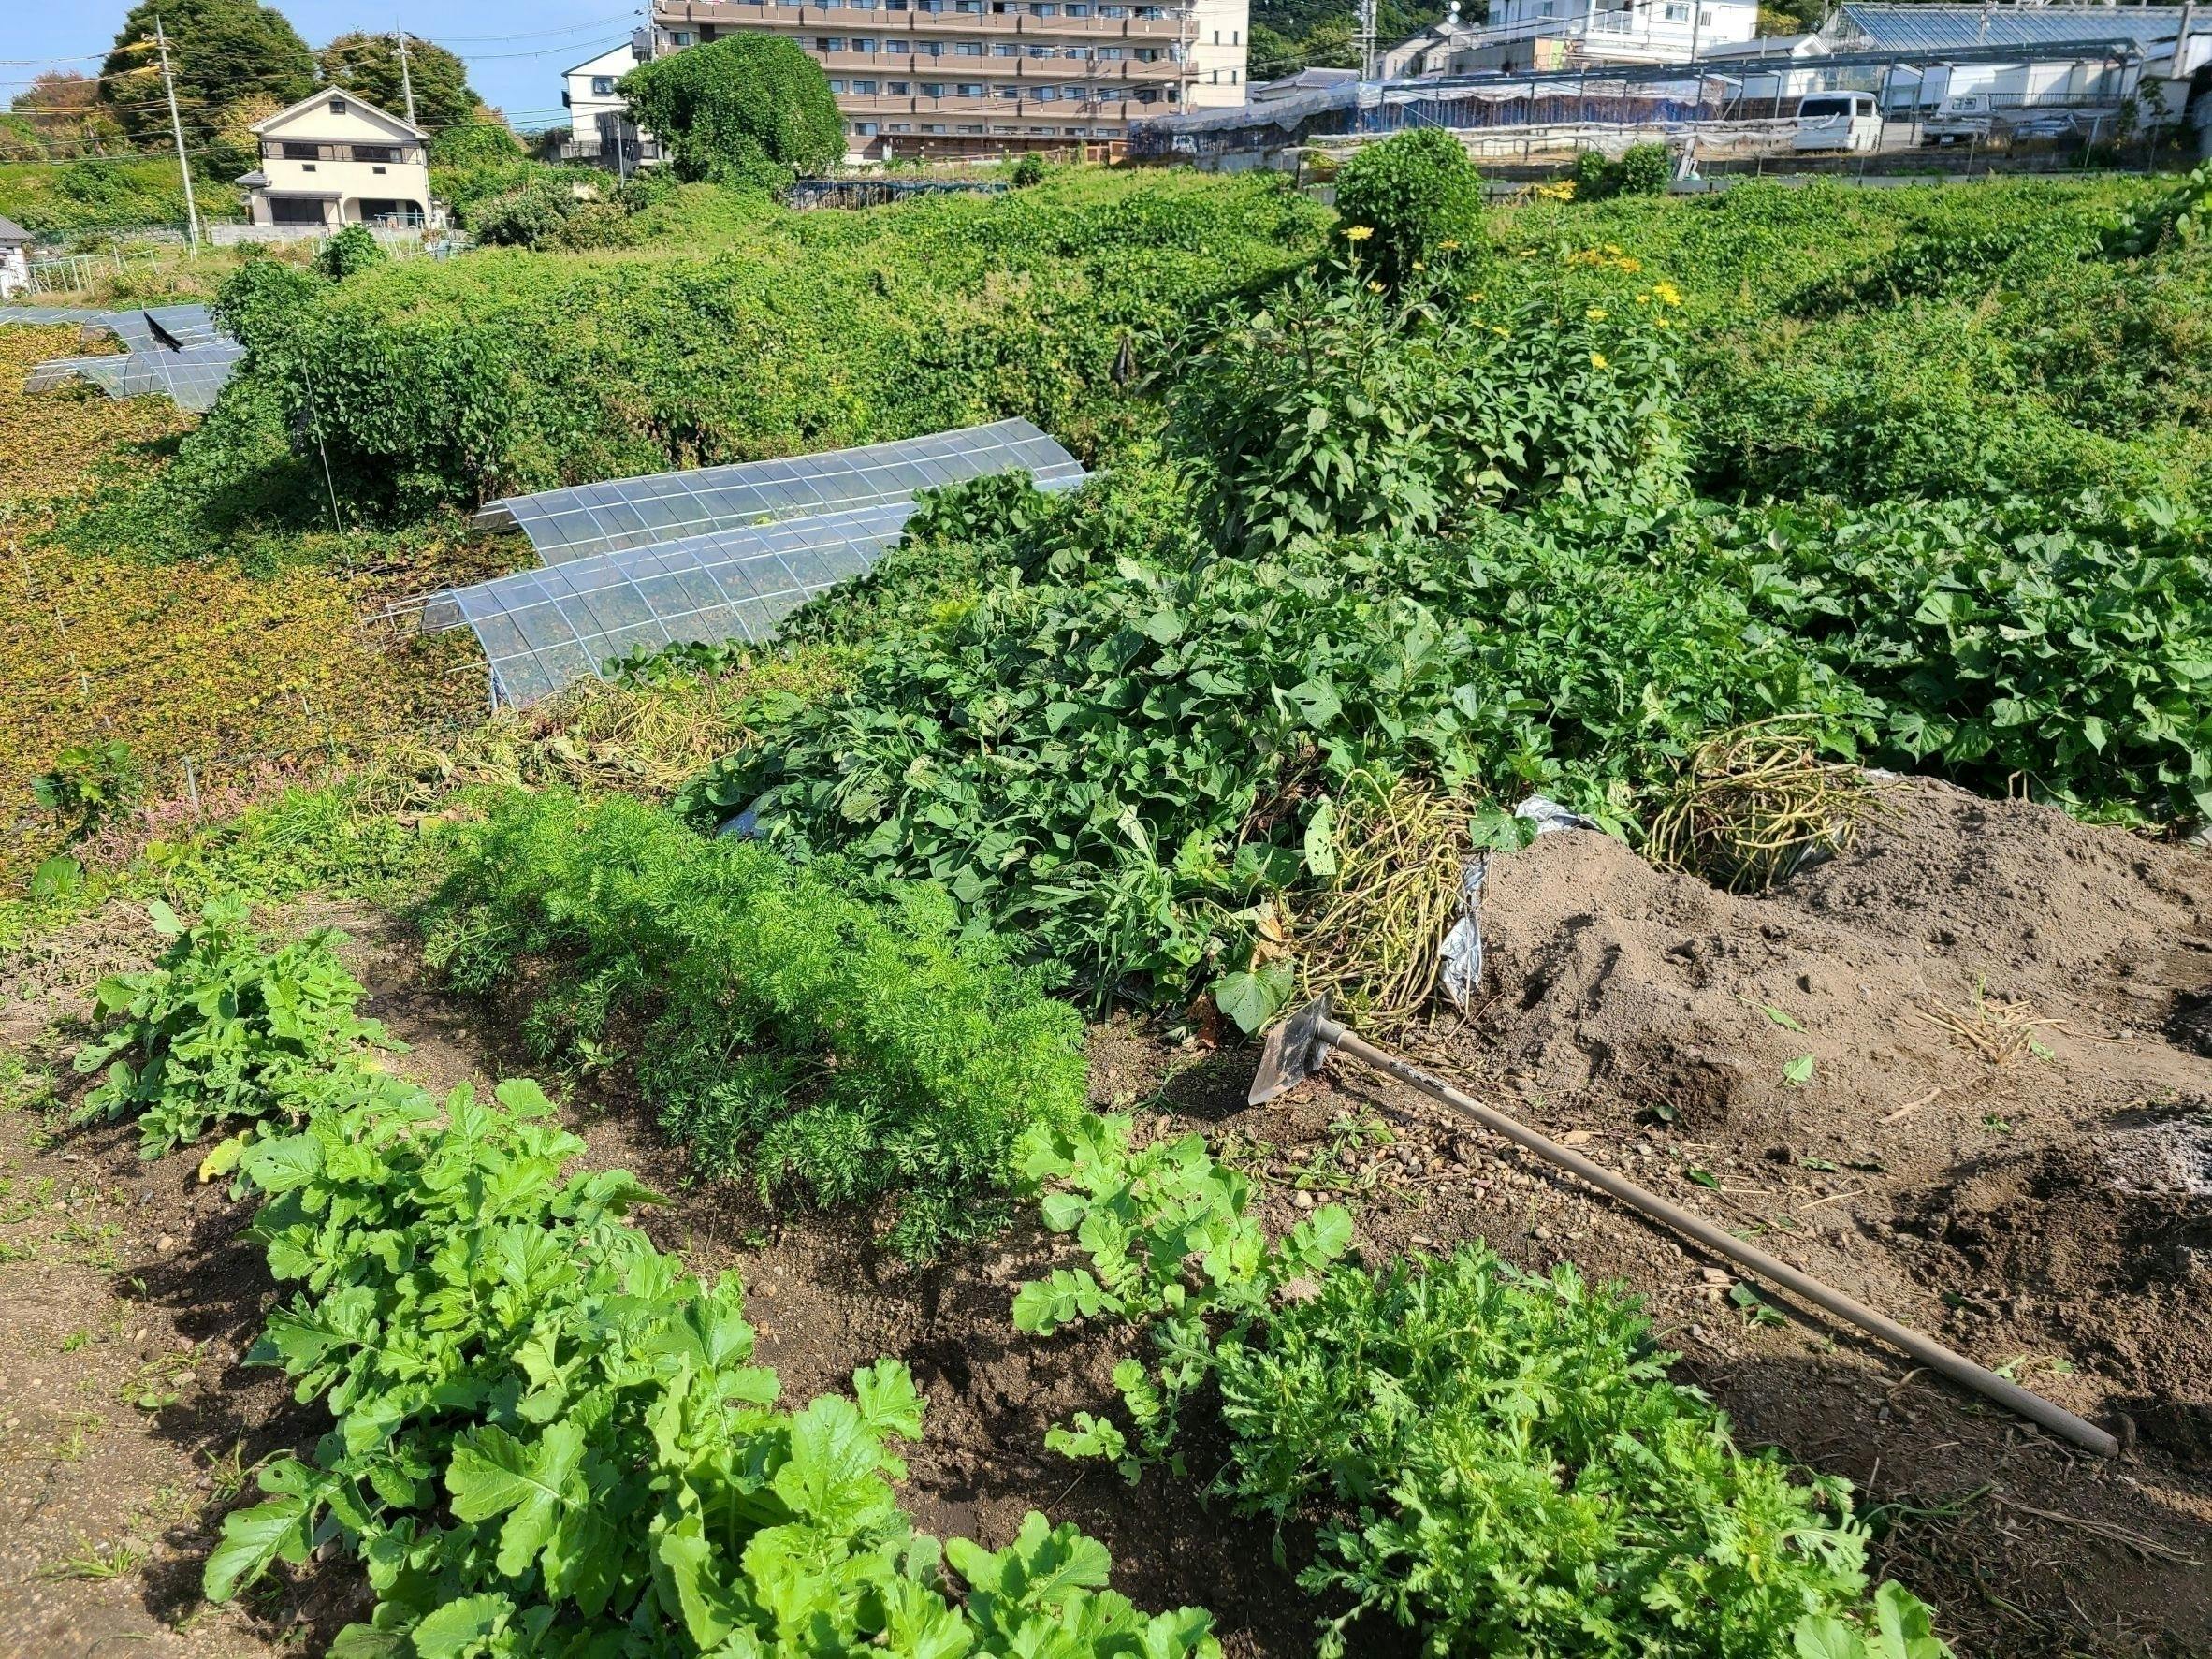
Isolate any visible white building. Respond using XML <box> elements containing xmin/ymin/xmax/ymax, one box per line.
<box><xmin>1406</xmin><ymin>0</ymin><xmax>1759</xmax><ymax>74</ymax></box>
<box><xmin>239</xmin><ymin>91</ymin><xmax>432</xmax><ymax>229</ymax></box>
<box><xmin>0</xmin><ymin>216</ymin><xmax>29</xmax><ymax>298</ymax></box>
<box><xmin>561</xmin><ymin>36</ymin><xmax>661</xmax><ymax>167</ymax></box>
<box><xmin>649</xmin><ymin>0</ymin><xmax>1249</xmax><ymax>161</ymax></box>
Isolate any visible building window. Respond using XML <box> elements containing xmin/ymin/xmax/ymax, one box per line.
<box><xmin>925</xmin><ymin>122</ymin><xmax>947</xmax><ymax>131</ymax></box>
<box><xmin>1232</xmin><ymin>26</ymin><xmax>1240</xmax><ymax>42</ymax></box>
<box><xmin>1099</xmin><ymin>45</ymin><xmax>1123</xmax><ymax>58</ymax></box>
<box><xmin>854</xmin><ymin>36</ymin><xmax>880</xmax><ymax>50</ymax></box>
<box><xmin>328</xmin><ymin>97</ymin><xmax>348</xmax><ymax>114</ymax></box>
<box><xmin>1068</xmin><ymin>3</ymin><xmax>1092</xmax><ymax>13</ymax></box>
<box><xmin>889</xmin><ymin>80</ymin><xmax>911</xmax><ymax>93</ymax></box>
<box><xmin>852</xmin><ymin>120</ymin><xmax>880</xmax><ymax>133</ymax></box>
<box><xmin>917</xmin><ymin>39</ymin><xmax>942</xmax><ymax>53</ymax></box>
<box><xmin>670</xmin><ymin>29</ymin><xmax>695</xmax><ymax>42</ymax></box>
<box><xmin>1025</xmin><ymin>43</ymin><xmax>1053</xmax><ymax>55</ymax></box>
<box><xmin>956</xmin><ymin>80</ymin><xmax>984</xmax><ymax>95</ymax></box>
<box><xmin>589</xmin><ymin>75</ymin><xmax>617</xmax><ymax>94</ymax></box>
<box><xmin>829</xmin><ymin>78</ymin><xmax>849</xmax><ymax>91</ymax></box>
<box><xmin>853</xmin><ymin>78</ymin><xmax>880</xmax><ymax>92</ymax></box>
<box><xmin>955</xmin><ymin>40</ymin><xmax>982</xmax><ymax>53</ymax></box>
<box><xmin>1037</xmin><ymin>85</ymin><xmax>1059</xmax><ymax>99</ymax></box>
<box><xmin>1063</xmin><ymin>81</ymin><xmax>1086</xmax><ymax>95</ymax></box>
<box><xmin>1031</xmin><ymin>3</ymin><xmax>1060</xmax><ymax>14</ymax></box>
<box><xmin>372</xmin><ymin>164</ymin><xmax>387</xmax><ymax>174</ymax></box>
<box><xmin>923</xmin><ymin>80</ymin><xmax>947</xmax><ymax>93</ymax></box>
<box><xmin>1100</xmin><ymin>4</ymin><xmax>1127</xmax><ymax>13</ymax></box>
<box><xmin>997</xmin><ymin>41</ymin><xmax>1022</xmax><ymax>54</ymax></box>
<box><xmin>997</xmin><ymin>83</ymin><xmax>1023</xmax><ymax>96</ymax></box>
<box><xmin>958</xmin><ymin>122</ymin><xmax>984</xmax><ymax>131</ymax></box>
<box><xmin>890</xmin><ymin>121</ymin><xmax>912</xmax><ymax>130</ymax></box>
<box><xmin>817</xmin><ymin>36</ymin><xmax>843</xmax><ymax>51</ymax></box>
<box><xmin>281</xmin><ymin>140</ymin><xmax>319</xmax><ymax>160</ymax></box>
<box><xmin>1231</xmin><ymin>66</ymin><xmax>1240</xmax><ymax>81</ymax></box>
<box><xmin>956</xmin><ymin>0</ymin><xmax>982</xmax><ymax>10</ymax></box>
<box><xmin>1663</xmin><ymin>2</ymin><xmax>1689</xmax><ymax>17</ymax></box>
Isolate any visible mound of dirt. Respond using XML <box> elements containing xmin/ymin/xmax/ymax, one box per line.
<box><xmin>1460</xmin><ymin>777</ymin><xmax>2212</xmax><ymax>1462</ymax></box>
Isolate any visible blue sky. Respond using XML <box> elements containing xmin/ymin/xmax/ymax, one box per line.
<box><xmin>4</xmin><ymin>4</ymin><xmax>648</xmax><ymax>132</ymax></box>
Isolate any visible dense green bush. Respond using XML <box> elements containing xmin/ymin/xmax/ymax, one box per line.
<box><xmin>1173</xmin><ymin>268</ymin><xmax>1684</xmax><ymax>548</ymax></box>
<box><xmin>620</xmin><ymin>34</ymin><xmax>845</xmax><ymax>190</ymax></box>
<box><xmin>694</xmin><ymin>458</ymin><xmax>1858</xmax><ymax>1004</ymax></box>
<box><xmin>422</xmin><ymin>791</ymin><xmax>1089</xmax><ymax>1255</ymax></box>
<box><xmin>313</xmin><ymin>222</ymin><xmax>385</xmax><ymax>281</ymax></box>
<box><xmin>468</xmin><ymin>173</ymin><xmax>633</xmax><ymax>251</ymax></box>
<box><xmin>1714</xmin><ymin>492</ymin><xmax>2212</xmax><ymax>822</ymax></box>
<box><xmin>147</xmin><ymin>170</ymin><xmax>1320</xmax><ymax>517</ymax></box>
<box><xmin>1332</xmin><ymin>127</ymin><xmax>1484</xmax><ymax>285</ymax></box>
<box><xmin>1571</xmin><ymin>142</ymin><xmax>1671</xmax><ymax>200</ymax></box>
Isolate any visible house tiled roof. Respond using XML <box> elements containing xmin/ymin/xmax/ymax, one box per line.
<box><xmin>0</xmin><ymin>216</ymin><xmax>32</xmax><ymax>245</ymax></box>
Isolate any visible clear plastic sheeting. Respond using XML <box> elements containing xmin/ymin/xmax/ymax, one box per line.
<box><xmin>477</xmin><ymin>418</ymin><xmax>1086</xmax><ymax>565</ymax></box>
<box><xmin>25</xmin><ymin>338</ymin><xmax>244</xmax><ymax>414</ymax></box>
<box><xmin>425</xmin><ymin>501</ymin><xmax>917</xmax><ymax>707</ymax></box>
<box><xmin>0</xmin><ymin>304</ymin><xmax>109</xmax><ymax>327</ymax></box>
<box><xmin>18</xmin><ymin>304</ymin><xmax>238</xmax><ymax>414</ymax></box>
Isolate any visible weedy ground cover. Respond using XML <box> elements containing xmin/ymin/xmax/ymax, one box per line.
<box><xmin>422</xmin><ymin>790</ymin><xmax>1089</xmax><ymax>1257</ymax></box>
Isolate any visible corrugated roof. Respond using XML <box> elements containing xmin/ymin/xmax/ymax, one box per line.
<box><xmin>0</xmin><ymin>216</ymin><xmax>31</xmax><ymax>244</ymax></box>
<box><xmin>1834</xmin><ymin>4</ymin><xmax>2181</xmax><ymax>51</ymax></box>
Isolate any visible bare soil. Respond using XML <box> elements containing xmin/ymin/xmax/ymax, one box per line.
<box><xmin>0</xmin><ymin>776</ymin><xmax>2206</xmax><ymax>1656</ymax></box>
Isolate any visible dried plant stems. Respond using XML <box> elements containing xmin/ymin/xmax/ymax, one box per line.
<box><xmin>1645</xmin><ymin>717</ymin><xmax>1885</xmax><ymax>893</ymax></box>
<box><xmin>1293</xmin><ymin>772</ymin><xmax>1474</xmax><ymax>1032</ymax></box>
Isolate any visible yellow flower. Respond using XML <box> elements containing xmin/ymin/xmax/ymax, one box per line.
<box><xmin>1368</xmin><ymin>279</ymin><xmax>1386</xmax><ymax>292</ymax></box>
<box><xmin>1491</xmin><ymin>324</ymin><xmax>1509</xmax><ymax>336</ymax></box>
<box><xmin>1585</xmin><ymin>306</ymin><xmax>1608</xmax><ymax>322</ymax></box>
<box><xmin>1652</xmin><ymin>279</ymin><xmax>1683</xmax><ymax>307</ymax></box>
<box><xmin>1342</xmin><ymin>225</ymin><xmax>1375</xmax><ymax>241</ymax></box>
<box><xmin>1604</xmin><ymin>243</ymin><xmax>1622</xmax><ymax>255</ymax></box>
<box><xmin>1635</xmin><ymin>290</ymin><xmax>1650</xmax><ymax>303</ymax></box>
<box><xmin>1590</xmin><ymin>350</ymin><xmax>1608</xmax><ymax>369</ymax></box>
<box><xmin>1411</xmin><ymin>260</ymin><xmax>1425</xmax><ymax>271</ymax></box>
<box><xmin>1439</xmin><ymin>239</ymin><xmax>1461</xmax><ymax>251</ymax></box>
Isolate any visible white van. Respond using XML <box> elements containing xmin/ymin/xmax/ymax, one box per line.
<box><xmin>1794</xmin><ymin>92</ymin><xmax>1882</xmax><ymax>153</ymax></box>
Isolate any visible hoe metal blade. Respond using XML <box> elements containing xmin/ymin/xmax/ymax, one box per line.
<box><xmin>1247</xmin><ymin>996</ymin><xmax>1339</xmax><ymax>1105</ymax></box>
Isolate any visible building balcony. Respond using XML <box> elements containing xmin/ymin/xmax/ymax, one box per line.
<box><xmin>657</xmin><ymin>2</ymin><xmax>1192</xmax><ymax>39</ymax></box>
<box><xmin>833</xmin><ymin>89</ymin><xmax>1171</xmax><ymax>114</ymax></box>
<box><xmin>818</xmin><ymin>50</ymin><xmax>1185</xmax><ymax>77</ymax></box>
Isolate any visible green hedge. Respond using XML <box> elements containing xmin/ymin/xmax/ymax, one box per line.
<box><xmin>216</xmin><ymin>169</ymin><xmax>1324</xmax><ymax>516</ymax></box>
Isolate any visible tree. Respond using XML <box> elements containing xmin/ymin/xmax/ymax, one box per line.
<box><xmin>318</xmin><ymin>32</ymin><xmax>479</xmax><ymax>136</ymax></box>
<box><xmin>99</xmin><ymin>0</ymin><xmax>315</xmax><ymax>153</ymax></box>
<box><xmin>618</xmin><ymin>36</ymin><xmax>844</xmax><ymax>191</ymax></box>
<box><xmin>12</xmin><ymin>72</ymin><xmax>124</xmax><ymax>153</ymax></box>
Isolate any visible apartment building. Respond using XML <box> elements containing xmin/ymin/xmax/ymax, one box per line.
<box><xmin>651</xmin><ymin>0</ymin><xmax>1249</xmax><ymax>159</ymax></box>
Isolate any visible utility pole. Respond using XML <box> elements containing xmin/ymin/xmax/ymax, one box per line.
<box><xmin>154</xmin><ymin>16</ymin><xmax>200</xmax><ymax>254</ymax></box>
<box><xmin>1358</xmin><ymin>0</ymin><xmax>1378</xmax><ymax>79</ymax></box>
<box><xmin>396</xmin><ymin>30</ymin><xmax>417</xmax><ymax>128</ymax></box>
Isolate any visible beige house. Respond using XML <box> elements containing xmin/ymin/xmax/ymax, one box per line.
<box><xmin>650</xmin><ymin>0</ymin><xmax>1250</xmax><ymax>161</ymax></box>
<box><xmin>239</xmin><ymin>91</ymin><xmax>433</xmax><ymax>229</ymax></box>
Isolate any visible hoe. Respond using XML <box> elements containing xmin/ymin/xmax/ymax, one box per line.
<box><xmin>1251</xmin><ymin>997</ymin><xmax>2119</xmax><ymax>1459</ymax></box>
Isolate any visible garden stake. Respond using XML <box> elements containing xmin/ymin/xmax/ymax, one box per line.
<box><xmin>1250</xmin><ymin>997</ymin><xmax>2120</xmax><ymax>1459</ymax></box>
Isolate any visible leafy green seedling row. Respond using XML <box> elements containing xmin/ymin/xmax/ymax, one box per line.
<box><xmin>422</xmin><ymin>790</ymin><xmax>1090</xmax><ymax>1258</ymax></box>
<box><xmin>1012</xmin><ymin>1115</ymin><xmax>1955</xmax><ymax>1659</ymax></box>
<box><xmin>77</xmin><ymin>900</ymin><xmax>1223</xmax><ymax>1656</ymax></box>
